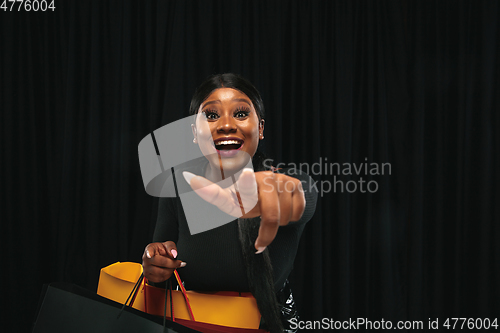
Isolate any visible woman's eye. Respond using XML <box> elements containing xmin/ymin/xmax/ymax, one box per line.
<box><xmin>203</xmin><ymin>110</ymin><xmax>219</xmax><ymax>120</ymax></box>
<box><xmin>234</xmin><ymin>108</ymin><xmax>250</xmax><ymax>118</ymax></box>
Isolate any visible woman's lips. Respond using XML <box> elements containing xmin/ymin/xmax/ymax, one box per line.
<box><xmin>211</xmin><ymin>137</ymin><xmax>244</xmax><ymax>157</ymax></box>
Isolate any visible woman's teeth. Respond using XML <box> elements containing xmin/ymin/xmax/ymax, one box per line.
<box><xmin>215</xmin><ymin>140</ymin><xmax>242</xmax><ymax>150</ymax></box>
<box><xmin>216</xmin><ymin>140</ymin><xmax>241</xmax><ymax>146</ymax></box>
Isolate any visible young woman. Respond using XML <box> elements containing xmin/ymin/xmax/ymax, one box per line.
<box><xmin>142</xmin><ymin>73</ymin><xmax>317</xmax><ymax>332</ymax></box>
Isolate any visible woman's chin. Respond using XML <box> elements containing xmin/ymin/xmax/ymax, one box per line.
<box><xmin>207</xmin><ymin>150</ymin><xmax>252</xmax><ymax>178</ymax></box>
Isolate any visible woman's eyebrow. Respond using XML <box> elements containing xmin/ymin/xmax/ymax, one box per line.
<box><xmin>232</xmin><ymin>98</ymin><xmax>252</xmax><ymax>106</ymax></box>
<box><xmin>202</xmin><ymin>100</ymin><xmax>221</xmax><ymax>108</ymax></box>
<box><xmin>202</xmin><ymin>98</ymin><xmax>251</xmax><ymax>109</ymax></box>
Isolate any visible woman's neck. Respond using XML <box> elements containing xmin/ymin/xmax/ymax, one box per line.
<box><xmin>204</xmin><ymin>163</ymin><xmax>222</xmax><ymax>182</ymax></box>
<box><xmin>204</xmin><ymin>163</ymin><xmax>239</xmax><ymax>184</ymax></box>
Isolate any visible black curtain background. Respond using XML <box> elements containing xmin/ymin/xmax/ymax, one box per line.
<box><xmin>2</xmin><ymin>1</ymin><xmax>499</xmax><ymax>332</ymax></box>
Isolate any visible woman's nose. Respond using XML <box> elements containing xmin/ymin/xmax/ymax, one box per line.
<box><xmin>216</xmin><ymin>115</ymin><xmax>236</xmax><ymax>133</ymax></box>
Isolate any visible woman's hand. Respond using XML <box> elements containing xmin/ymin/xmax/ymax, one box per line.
<box><xmin>141</xmin><ymin>241</ymin><xmax>186</xmax><ymax>283</ymax></box>
<box><xmin>183</xmin><ymin>169</ymin><xmax>306</xmax><ymax>253</ymax></box>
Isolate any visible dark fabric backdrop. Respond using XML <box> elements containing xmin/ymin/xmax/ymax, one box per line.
<box><xmin>2</xmin><ymin>1</ymin><xmax>499</xmax><ymax>332</ymax></box>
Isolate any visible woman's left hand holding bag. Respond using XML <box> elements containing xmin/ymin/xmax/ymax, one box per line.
<box><xmin>142</xmin><ymin>241</ymin><xmax>186</xmax><ymax>283</ymax></box>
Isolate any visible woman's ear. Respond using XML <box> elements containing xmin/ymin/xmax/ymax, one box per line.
<box><xmin>191</xmin><ymin>123</ymin><xmax>198</xmax><ymax>144</ymax></box>
<box><xmin>259</xmin><ymin>119</ymin><xmax>265</xmax><ymax>140</ymax></box>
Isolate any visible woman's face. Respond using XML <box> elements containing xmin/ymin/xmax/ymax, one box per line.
<box><xmin>194</xmin><ymin>88</ymin><xmax>264</xmax><ymax>177</ymax></box>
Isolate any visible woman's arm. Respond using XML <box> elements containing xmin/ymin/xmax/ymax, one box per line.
<box><xmin>183</xmin><ymin>167</ymin><xmax>317</xmax><ymax>252</ymax></box>
<box><xmin>142</xmin><ymin>198</ymin><xmax>185</xmax><ymax>283</ymax></box>
<box><xmin>152</xmin><ymin>197</ymin><xmax>180</xmax><ymax>243</ymax></box>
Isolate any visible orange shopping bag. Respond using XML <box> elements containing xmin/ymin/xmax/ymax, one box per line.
<box><xmin>144</xmin><ymin>270</ymin><xmax>261</xmax><ymax>329</ymax></box>
<box><xmin>97</xmin><ymin>262</ymin><xmax>145</xmax><ymax>311</ymax></box>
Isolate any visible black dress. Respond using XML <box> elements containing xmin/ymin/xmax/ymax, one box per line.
<box><xmin>152</xmin><ymin>166</ymin><xmax>318</xmax><ymax>331</ymax></box>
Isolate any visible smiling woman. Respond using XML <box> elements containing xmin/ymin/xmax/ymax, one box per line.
<box><xmin>141</xmin><ymin>73</ymin><xmax>318</xmax><ymax>333</ymax></box>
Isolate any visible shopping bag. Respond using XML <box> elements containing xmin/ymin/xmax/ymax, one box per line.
<box><xmin>97</xmin><ymin>262</ymin><xmax>265</xmax><ymax>332</ymax></box>
<box><xmin>31</xmin><ymin>282</ymin><xmax>200</xmax><ymax>333</ymax></box>
<box><xmin>144</xmin><ymin>271</ymin><xmax>262</xmax><ymax>330</ymax></box>
<box><xmin>97</xmin><ymin>261</ymin><xmax>145</xmax><ymax>311</ymax></box>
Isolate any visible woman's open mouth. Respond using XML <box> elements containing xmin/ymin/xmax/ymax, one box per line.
<box><xmin>213</xmin><ymin>138</ymin><xmax>244</xmax><ymax>157</ymax></box>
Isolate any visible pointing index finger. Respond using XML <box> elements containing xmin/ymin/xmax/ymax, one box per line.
<box><xmin>254</xmin><ymin>171</ymin><xmax>280</xmax><ymax>252</ymax></box>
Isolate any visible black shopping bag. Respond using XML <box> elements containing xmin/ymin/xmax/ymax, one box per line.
<box><xmin>32</xmin><ymin>282</ymin><xmax>199</xmax><ymax>333</ymax></box>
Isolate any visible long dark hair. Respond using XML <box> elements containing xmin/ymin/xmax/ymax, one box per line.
<box><xmin>189</xmin><ymin>73</ymin><xmax>283</xmax><ymax>332</ymax></box>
